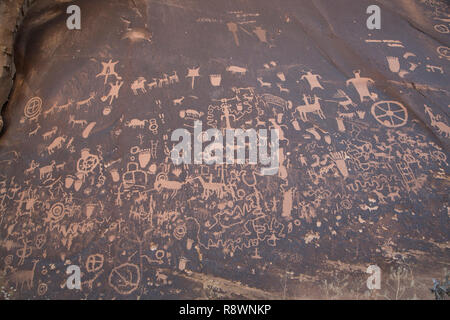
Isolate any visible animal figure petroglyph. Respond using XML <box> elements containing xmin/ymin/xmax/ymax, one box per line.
<box><xmin>47</xmin><ymin>136</ymin><xmax>67</xmax><ymax>154</ymax></box>
<box><xmin>42</xmin><ymin>126</ymin><xmax>58</xmax><ymax>140</ymax></box>
<box><xmin>56</xmin><ymin>162</ymin><xmax>66</xmax><ymax>171</ymax></box>
<box><xmin>56</xmin><ymin>99</ymin><xmax>74</xmax><ymax>112</ymax></box>
<box><xmin>169</xmin><ymin>71</ymin><xmax>179</xmax><ymax>84</ymax></box>
<box><xmin>25</xmin><ymin>160</ymin><xmax>39</xmax><ymax>175</ymax></box>
<box><xmin>69</xmin><ymin>115</ymin><xmax>87</xmax><ymax>127</ymax></box>
<box><xmin>76</xmin><ymin>92</ymin><xmax>96</xmax><ymax>108</ymax></box>
<box><xmin>334</xmin><ymin>89</ymin><xmax>356</xmax><ymax>110</ymax></box>
<box><xmin>424</xmin><ymin>104</ymin><xmax>450</xmax><ymax>138</ymax></box>
<box><xmin>387</xmin><ymin>188</ymin><xmax>401</xmax><ymax>201</ymax></box>
<box><xmin>173</xmin><ymin>96</ymin><xmax>185</xmax><ymax>106</ymax></box>
<box><xmin>337</xmin><ymin>111</ymin><xmax>355</xmax><ymax>119</ymax></box>
<box><xmin>44</xmin><ymin>99</ymin><xmax>73</xmax><ymax>117</ymax></box>
<box><xmin>372</xmin><ymin>190</ymin><xmax>388</xmax><ymax>204</ymax></box>
<box><xmin>131</xmin><ymin>77</ymin><xmax>147</xmax><ymax>95</ymax></box>
<box><xmin>158</xmin><ymin>74</ymin><xmax>170</xmax><ymax>87</ymax></box>
<box><xmin>28</xmin><ymin>124</ymin><xmax>41</xmax><ymax>137</ymax></box>
<box><xmin>226</xmin><ymin>65</ymin><xmax>247</xmax><ymax>75</ymax></box>
<box><xmin>44</xmin><ymin>104</ymin><xmax>58</xmax><ymax>117</ymax></box>
<box><xmin>296</xmin><ymin>95</ymin><xmax>325</xmax><ymax>122</ymax></box>
<box><xmin>179</xmin><ymin>109</ymin><xmax>204</xmax><ymax>120</ymax></box>
<box><xmin>125</xmin><ymin>119</ymin><xmax>148</xmax><ymax>129</ymax></box>
<box><xmin>156</xmin><ymin>269</ymin><xmax>168</xmax><ymax>284</ymax></box>
<box><xmin>193</xmin><ymin>175</ymin><xmax>228</xmax><ymax>199</ymax></box>
<box><xmin>6</xmin><ymin>260</ymin><xmax>39</xmax><ymax>290</ymax></box>
<box><xmin>148</xmin><ymin>78</ymin><xmax>158</xmax><ymax>90</ymax></box>
<box><xmin>154</xmin><ymin>174</ymin><xmax>185</xmax><ymax>198</ymax></box>
<box><xmin>122</xmin><ymin>28</ymin><xmax>152</xmax><ymax>42</ymax></box>
<box><xmin>359</xmin><ymin>204</ymin><xmax>379</xmax><ymax>212</ymax></box>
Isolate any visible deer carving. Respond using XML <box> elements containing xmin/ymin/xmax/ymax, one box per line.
<box><xmin>7</xmin><ymin>259</ymin><xmax>39</xmax><ymax>290</ymax></box>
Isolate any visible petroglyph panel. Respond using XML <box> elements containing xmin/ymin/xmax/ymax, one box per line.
<box><xmin>0</xmin><ymin>0</ymin><xmax>448</xmax><ymax>299</ymax></box>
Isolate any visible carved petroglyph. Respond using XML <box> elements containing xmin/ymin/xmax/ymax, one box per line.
<box><xmin>1</xmin><ymin>3</ymin><xmax>448</xmax><ymax>300</ymax></box>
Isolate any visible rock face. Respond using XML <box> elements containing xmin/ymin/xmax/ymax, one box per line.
<box><xmin>0</xmin><ymin>0</ymin><xmax>35</xmax><ymax>132</ymax></box>
<box><xmin>0</xmin><ymin>0</ymin><xmax>449</xmax><ymax>300</ymax></box>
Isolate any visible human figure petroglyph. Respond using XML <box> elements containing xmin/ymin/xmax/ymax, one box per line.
<box><xmin>346</xmin><ymin>70</ymin><xmax>378</xmax><ymax>102</ymax></box>
<box><xmin>82</xmin><ymin>270</ymin><xmax>103</xmax><ymax>290</ymax></box>
<box><xmin>101</xmin><ymin>80</ymin><xmax>123</xmax><ymax>105</ymax></box>
<box><xmin>301</xmin><ymin>71</ymin><xmax>324</xmax><ymax>90</ymax></box>
<box><xmin>96</xmin><ymin>59</ymin><xmax>122</xmax><ymax>84</ymax></box>
<box><xmin>15</xmin><ymin>238</ymin><xmax>32</xmax><ymax>265</ymax></box>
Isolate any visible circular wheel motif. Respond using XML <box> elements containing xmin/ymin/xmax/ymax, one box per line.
<box><xmin>37</xmin><ymin>283</ymin><xmax>48</xmax><ymax>296</ymax></box>
<box><xmin>49</xmin><ymin>202</ymin><xmax>65</xmax><ymax>222</ymax></box>
<box><xmin>108</xmin><ymin>263</ymin><xmax>140</xmax><ymax>295</ymax></box>
<box><xmin>371</xmin><ymin>101</ymin><xmax>408</xmax><ymax>128</ymax></box>
<box><xmin>77</xmin><ymin>155</ymin><xmax>99</xmax><ymax>173</ymax></box>
<box><xmin>24</xmin><ymin>97</ymin><xmax>42</xmax><ymax>119</ymax></box>
<box><xmin>173</xmin><ymin>223</ymin><xmax>187</xmax><ymax>240</ymax></box>
<box><xmin>434</xmin><ymin>24</ymin><xmax>449</xmax><ymax>34</ymax></box>
<box><xmin>86</xmin><ymin>254</ymin><xmax>104</xmax><ymax>273</ymax></box>
<box><xmin>437</xmin><ymin>46</ymin><xmax>450</xmax><ymax>59</ymax></box>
